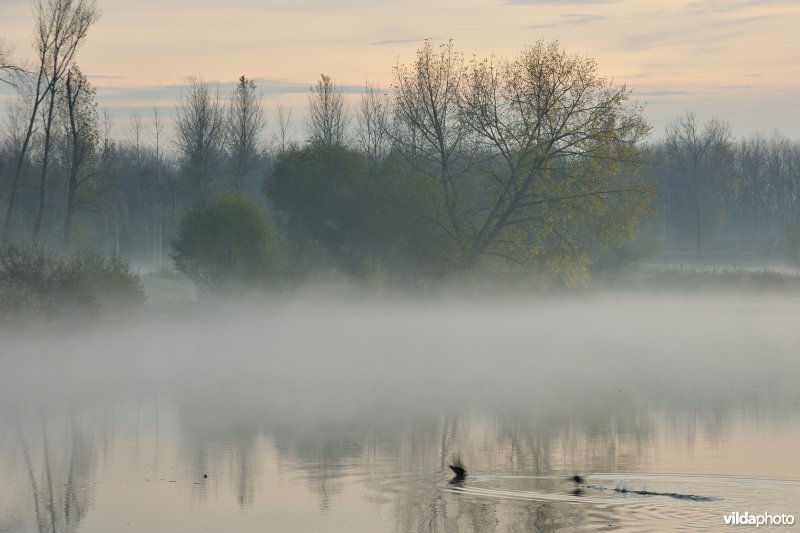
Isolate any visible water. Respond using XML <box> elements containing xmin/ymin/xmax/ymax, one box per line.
<box><xmin>2</xmin><ymin>293</ymin><xmax>799</xmax><ymax>532</ymax></box>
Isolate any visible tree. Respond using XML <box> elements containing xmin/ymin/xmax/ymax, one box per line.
<box><xmin>150</xmin><ymin>105</ymin><xmax>167</xmax><ymax>266</ymax></box>
<box><xmin>307</xmin><ymin>73</ymin><xmax>348</xmax><ymax>147</ymax></box>
<box><xmin>274</xmin><ymin>104</ymin><xmax>293</xmax><ymax>154</ymax></box>
<box><xmin>0</xmin><ymin>246</ymin><xmax>144</xmax><ymax>319</ymax></box>
<box><xmin>0</xmin><ymin>38</ymin><xmax>24</xmax><ymax>86</ymax></box>
<box><xmin>226</xmin><ymin>75</ymin><xmax>265</xmax><ymax>197</ymax></box>
<box><xmin>392</xmin><ymin>40</ymin><xmax>468</xmax><ymax>259</ymax></box>
<box><xmin>2</xmin><ymin>0</ymin><xmax>100</xmax><ymax>243</ymax></box>
<box><xmin>393</xmin><ymin>40</ymin><xmax>652</xmax><ymax>280</ymax></box>
<box><xmin>266</xmin><ymin>142</ymin><xmax>444</xmax><ymax>279</ymax></box>
<box><xmin>663</xmin><ymin>112</ymin><xmax>733</xmax><ymax>257</ymax></box>
<box><xmin>61</xmin><ymin>64</ymin><xmax>99</xmax><ymax>250</ymax></box>
<box><xmin>266</xmin><ymin>143</ymin><xmax>371</xmax><ymax>272</ymax></box>
<box><xmin>355</xmin><ymin>82</ymin><xmax>390</xmax><ymax>167</ymax></box>
<box><xmin>175</xmin><ymin>77</ymin><xmax>225</xmax><ymax>201</ymax></box>
<box><xmin>172</xmin><ymin>196</ymin><xmax>286</xmax><ymax>292</ymax></box>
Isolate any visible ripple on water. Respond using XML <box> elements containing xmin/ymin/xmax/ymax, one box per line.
<box><xmin>442</xmin><ymin>473</ymin><xmax>800</xmax><ymax>531</ymax></box>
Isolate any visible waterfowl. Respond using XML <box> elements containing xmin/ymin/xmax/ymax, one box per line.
<box><xmin>449</xmin><ymin>463</ymin><xmax>466</xmax><ymax>482</ymax></box>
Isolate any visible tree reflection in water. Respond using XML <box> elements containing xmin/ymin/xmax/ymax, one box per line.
<box><xmin>7</xmin><ymin>413</ymin><xmax>99</xmax><ymax>533</ymax></box>
<box><xmin>2</xmin><ymin>295</ymin><xmax>799</xmax><ymax>531</ymax></box>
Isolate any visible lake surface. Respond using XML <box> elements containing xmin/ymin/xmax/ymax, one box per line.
<box><xmin>2</xmin><ymin>293</ymin><xmax>799</xmax><ymax>532</ymax></box>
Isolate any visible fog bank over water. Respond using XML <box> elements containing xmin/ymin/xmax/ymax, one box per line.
<box><xmin>3</xmin><ymin>291</ymin><xmax>800</xmax><ymax>532</ymax></box>
<box><xmin>3</xmin><ymin>291</ymin><xmax>799</xmax><ymax>418</ymax></box>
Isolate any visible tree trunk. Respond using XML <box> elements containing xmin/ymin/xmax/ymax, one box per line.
<box><xmin>33</xmin><ymin>85</ymin><xmax>58</xmax><ymax>244</ymax></box>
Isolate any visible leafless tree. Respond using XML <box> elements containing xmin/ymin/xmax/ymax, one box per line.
<box><xmin>226</xmin><ymin>75</ymin><xmax>265</xmax><ymax>197</ymax></box>
<box><xmin>274</xmin><ymin>104</ymin><xmax>293</xmax><ymax>154</ymax></box>
<box><xmin>355</xmin><ymin>82</ymin><xmax>390</xmax><ymax>166</ymax></box>
<box><xmin>1</xmin><ymin>0</ymin><xmax>100</xmax><ymax>243</ymax></box>
<box><xmin>0</xmin><ymin>38</ymin><xmax>25</xmax><ymax>87</ymax></box>
<box><xmin>32</xmin><ymin>0</ymin><xmax>101</xmax><ymax>243</ymax></box>
<box><xmin>665</xmin><ymin>112</ymin><xmax>733</xmax><ymax>258</ymax></box>
<box><xmin>151</xmin><ymin>105</ymin><xmax>167</xmax><ymax>264</ymax></box>
<box><xmin>307</xmin><ymin>73</ymin><xmax>348</xmax><ymax>147</ymax></box>
<box><xmin>175</xmin><ymin>77</ymin><xmax>225</xmax><ymax>200</ymax></box>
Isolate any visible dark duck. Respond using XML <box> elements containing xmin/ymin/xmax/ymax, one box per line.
<box><xmin>449</xmin><ymin>460</ymin><xmax>466</xmax><ymax>483</ymax></box>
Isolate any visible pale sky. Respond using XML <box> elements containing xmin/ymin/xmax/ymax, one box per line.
<box><xmin>2</xmin><ymin>0</ymin><xmax>800</xmax><ymax>139</ymax></box>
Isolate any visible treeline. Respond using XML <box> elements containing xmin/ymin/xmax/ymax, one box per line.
<box><xmin>1</xmin><ymin>0</ymin><xmax>798</xmax><ymax>294</ymax></box>
<box><xmin>1</xmin><ymin>13</ymin><xmax>655</xmax><ymax>286</ymax></box>
<box><xmin>650</xmin><ymin>113</ymin><xmax>800</xmax><ymax>262</ymax></box>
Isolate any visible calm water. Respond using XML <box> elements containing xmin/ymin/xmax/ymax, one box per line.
<box><xmin>2</xmin><ymin>293</ymin><xmax>799</xmax><ymax>532</ymax></box>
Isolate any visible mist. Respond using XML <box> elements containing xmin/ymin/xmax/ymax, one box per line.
<box><xmin>6</xmin><ymin>291</ymin><xmax>798</xmax><ymax>410</ymax></box>
<box><xmin>3</xmin><ymin>2</ymin><xmax>800</xmax><ymax>530</ymax></box>
<box><xmin>2</xmin><ymin>291</ymin><xmax>800</xmax><ymax>532</ymax></box>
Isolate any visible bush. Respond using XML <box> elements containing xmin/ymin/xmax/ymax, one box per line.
<box><xmin>172</xmin><ymin>196</ymin><xmax>287</xmax><ymax>292</ymax></box>
<box><xmin>0</xmin><ymin>246</ymin><xmax>145</xmax><ymax>320</ymax></box>
<box><xmin>69</xmin><ymin>254</ymin><xmax>146</xmax><ymax>308</ymax></box>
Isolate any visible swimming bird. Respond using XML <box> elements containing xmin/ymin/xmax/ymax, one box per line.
<box><xmin>569</xmin><ymin>474</ymin><xmax>585</xmax><ymax>485</ymax></box>
<box><xmin>449</xmin><ymin>462</ymin><xmax>466</xmax><ymax>483</ymax></box>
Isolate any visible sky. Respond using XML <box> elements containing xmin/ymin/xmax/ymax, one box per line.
<box><xmin>1</xmin><ymin>0</ymin><xmax>800</xmax><ymax>140</ymax></box>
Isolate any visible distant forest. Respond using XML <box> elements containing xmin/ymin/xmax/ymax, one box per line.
<box><xmin>1</xmin><ymin>0</ymin><xmax>799</xmax><ymax>287</ymax></box>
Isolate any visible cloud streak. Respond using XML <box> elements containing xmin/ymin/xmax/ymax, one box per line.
<box><xmin>96</xmin><ymin>78</ymin><xmax>366</xmax><ymax>104</ymax></box>
<box><xmin>622</xmin><ymin>15</ymin><xmax>775</xmax><ymax>49</ymax></box>
<box><xmin>506</xmin><ymin>0</ymin><xmax>612</xmax><ymax>4</ymax></box>
<box><xmin>371</xmin><ymin>37</ymin><xmax>433</xmax><ymax>46</ymax></box>
<box><xmin>528</xmin><ymin>14</ymin><xmax>609</xmax><ymax>29</ymax></box>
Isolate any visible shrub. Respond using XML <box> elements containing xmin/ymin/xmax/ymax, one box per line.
<box><xmin>68</xmin><ymin>254</ymin><xmax>146</xmax><ymax>308</ymax></box>
<box><xmin>0</xmin><ymin>246</ymin><xmax>145</xmax><ymax>320</ymax></box>
<box><xmin>172</xmin><ymin>196</ymin><xmax>287</xmax><ymax>292</ymax></box>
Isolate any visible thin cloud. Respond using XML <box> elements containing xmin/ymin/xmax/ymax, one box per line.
<box><xmin>528</xmin><ymin>14</ymin><xmax>609</xmax><ymax>28</ymax></box>
<box><xmin>686</xmin><ymin>0</ymin><xmax>794</xmax><ymax>14</ymax></box>
<box><xmin>506</xmin><ymin>0</ymin><xmax>613</xmax><ymax>4</ymax></box>
<box><xmin>87</xmin><ymin>74</ymin><xmax>125</xmax><ymax>81</ymax></box>
<box><xmin>95</xmin><ymin>78</ymin><xmax>365</xmax><ymax>104</ymax></box>
<box><xmin>634</xmin><ymin>89</ymin><xmax>694</xmax><ymax>97</ymax></box>
<box><xmin>371</xmin><ymin>38</ymin><xmax>432</xmax><ymax>46</ymax></box>
<box><xmin>623</xmin><ymin>15</ymin><xmax>774</xmax><ymax>49</ymax></box>
<box><xmin>714</xmin><ymin>84</ymin><xmax>753</xmax><ymax>90</ymax></box>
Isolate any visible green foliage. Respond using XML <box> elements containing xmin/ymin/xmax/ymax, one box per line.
<box><xmin>70</xmin><ymin>254</ymin><xmax>146</xmax><ymax>308</ymax></box>
<box><xmin>0</xmin><ymin>246</ymin><xmax>145</xmax><ymax>320</ymax></box>
<box><xmin>267</xmin><ymin>143</ymin><xmax>439</xmax><ymax>279</ymax></box>
<box><xmin>267</xmin><ymin>142</ymin><xmax>369</xmax><ymax>269</ymax></box>
<box><xmin>172</xmin><ymin>196</ymin><xmax>286</xmax><ymax>292</ymax></box>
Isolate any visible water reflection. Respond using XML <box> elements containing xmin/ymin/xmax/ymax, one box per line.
<box><xmin>1</xmin><ymin>294</ymin><xmax>799</xmax><ymax>531</ymax></box>
<box><xmin>3</xmin><ymin>413</ymin><xmax>100</xmax><ymax>533</ymax></box>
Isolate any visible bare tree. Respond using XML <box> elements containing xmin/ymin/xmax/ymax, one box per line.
<box><xmin>664</xmin><ymin>112</ymin><xmax>733</xmax><ymax>258</ymax></box>
<box><xmin>151</xmin><ymin>105</ymin><xmax>166</xmax><ymax>265</ymax></box>
<box><xmin>0</xmin><ymin>38</ymin><xmax>25</xmax><ymax>87</ymax></box>
<box><xmin>355</xmin><ymin>82</ymin><xmax>390</xmax><ymax>166</ymax></box>
<box><xmin>1</xmin><ymin>0</ymin><xmax>100</xmax><ymax>243</ymax></box>
<box><xmin>32</xmin><ymin>0</ymin><xmax>101</xmax><ymax>243</ymax></box>
<box><xmin>226</xmin><ymin>75</ymin><xmax>265</xmax><ymax>197</ymax></box>
<box><xmin>175</xmin><ymin>77</ymin><xmax>225</xmax><ymax>201</ymax></box>
<box><xmin>274</xmin><ymin>104</ymin><xmax>293</xmax><ymax>154</ymax></box>
<box><xmin>307</xmin><ymin>73</ymin><xmax>348</xmax><ymax>147</ymax></box>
